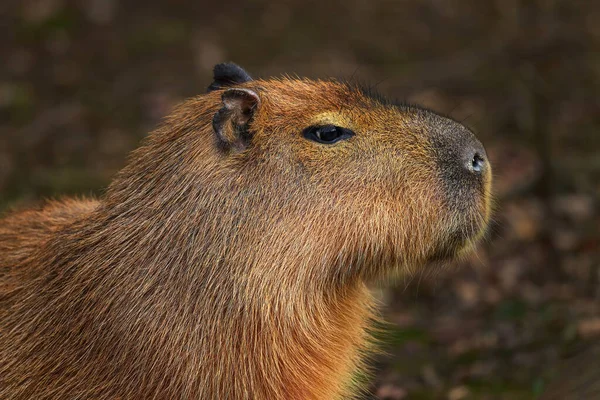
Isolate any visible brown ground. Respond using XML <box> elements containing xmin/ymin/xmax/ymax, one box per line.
<box><xmin>1</xmin><ymin>1</ymin><xmax>599</xmax><ymax>399</ymax></box>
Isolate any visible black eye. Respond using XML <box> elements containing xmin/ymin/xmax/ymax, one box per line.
<box><xmin>303</xmin><ymin>125</ymin><xmax>354</xmax><ymax>144</ymax></box>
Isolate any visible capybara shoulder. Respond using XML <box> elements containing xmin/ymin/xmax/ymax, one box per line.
<box><xmin>1</xmin><ymin>199</ymin><xmax>99</xmax><ymax>302</ymax></box>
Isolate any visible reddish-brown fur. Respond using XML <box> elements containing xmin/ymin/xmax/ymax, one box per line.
<box><xmin>0</xmin><ymin>69</ymin><xmax>491</xmax><ymax>399</ymax></box>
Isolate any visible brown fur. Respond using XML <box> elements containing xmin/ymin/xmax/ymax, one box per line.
<box><xmin>0</xmin><ymin>71</ymin><xmax>491</xmax><ymax>399</ymax></box>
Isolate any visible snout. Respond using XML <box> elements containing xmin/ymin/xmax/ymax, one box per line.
<box><xmin>426</xmin><ymin>114</ymin><xmax>492</xmax><ymax>245</ymax></box>
<box><xmin>432</xmin><ymin>128</ymin><xmax>489</xmax><ymax>194</ymax></box>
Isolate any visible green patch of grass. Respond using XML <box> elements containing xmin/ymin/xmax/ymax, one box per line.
<box><xmin>494</xmin><ymin>299</ymin><xmax>528</xmax><ymax>321</ymax></box>
<box><xmin>405</xmin><ymin>389</ymin><xmax>438</xmax><ymax>400</ymax></box>
<box><xmin>384</xmin><ymin>326</ymin><xmax>433</xmax><ymax>346</ymax></box>
<box><xmin>2</xmin><ymin>83</ymin><xmax>35</xmax><ymax>124</ymax></box>
<box><xmin>531</xmin><ymin>377</ymin><xmax>546</xmax><ymax>398</ymax></box>
<box><xmin>465</xmin><ymin>377</ymin><xmax>537</xmax><ymax>400</ymax></box>
<box><xmin>454</xmin><ymin>349</ymin><xmax>486</xmax><ymax>366</ymax></box>
<box><xmin>18</xmin><ymin>7</ymin><xmax>79</xmax><ymax>42</ymax></box>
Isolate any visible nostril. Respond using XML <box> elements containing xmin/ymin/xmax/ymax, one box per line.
<box><xmin>470</xmin><ymin>153</ymin><xmax>486</xmax><ymax>174</ymax></box>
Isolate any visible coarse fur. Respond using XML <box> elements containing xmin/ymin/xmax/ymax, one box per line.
<box><xmin>0</xmin><ymin>63</ymin><xmax>492</xmax><ymax>399</ymax></box>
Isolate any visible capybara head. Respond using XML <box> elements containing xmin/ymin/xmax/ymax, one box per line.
<box><xmin>110</xmin><ymin>63</ymin><xmax>492</xmax><ymax>289</ymax></box>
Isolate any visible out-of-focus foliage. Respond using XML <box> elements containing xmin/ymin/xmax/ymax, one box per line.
<box><xmin>1</xmin><ymin>1</ymin><xmax>599</xmax><ymax>399</ymax></box>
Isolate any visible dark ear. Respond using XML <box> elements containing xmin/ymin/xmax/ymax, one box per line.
<box><xmin>212</xmin><ymin>88</ymin><xmax>260</xmax><ymax>151</ymax></box>
<box><xmin>207</xmin><ymin>63</ymin><xmax>253</xmax><ymax>92</ymax></box>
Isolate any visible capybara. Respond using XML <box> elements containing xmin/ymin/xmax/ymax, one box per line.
<box><xmin>0</xmin><ymin>63</ymin><xmax>492</xmax><ymax>399</ymax></box>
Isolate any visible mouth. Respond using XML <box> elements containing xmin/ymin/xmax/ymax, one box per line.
<box><xmin>429</xmin><ymin>211</ymin><xmax>490</xmax><ymax>264</ymax></box>
<box><xmin>428</xmin><ymin>231</ymin><xmax>468</xmax><ymax>263</ymax></box>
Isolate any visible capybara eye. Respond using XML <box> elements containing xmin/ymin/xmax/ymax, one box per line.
<box><xmin>303</xmin><ymin>125</ymin><xmax>354</xmax><ymax>144</ymax></box>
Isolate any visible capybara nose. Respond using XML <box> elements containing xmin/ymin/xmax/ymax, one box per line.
<box><xmin>428</xmin><ymin>115</ymin><xmax>490</xmax><ymax>199</ymax></box>
<box><xmin>464</xmin><ymin>142</ymin><xmax>487</xmax><ymax>175</ymax></box>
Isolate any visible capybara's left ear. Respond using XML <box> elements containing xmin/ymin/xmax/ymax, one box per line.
<box><xmin>212</xmin><ymin>88</ymin><xmax>260</xmax><ymax>151</ymax></box>
<box><xmin>207</xmin><ymin>63</ymin><xmax>253</xmax><ymax>92</ymax></box>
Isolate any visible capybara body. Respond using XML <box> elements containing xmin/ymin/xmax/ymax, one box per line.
<box><xmin>0</xmin><ymin>64</ymin><xmax>491</xmax><ymax>399</ymax></box>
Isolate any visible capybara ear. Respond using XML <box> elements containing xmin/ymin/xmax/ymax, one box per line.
<box><xmin>212</xmin><ymin>88</ymin><xmax>260</xmax><ymax>151</ymax></box>
<box><xmin>207</xmin><ymin>63</ymin><xmax>253</xmax><ymax>92</ymax></box>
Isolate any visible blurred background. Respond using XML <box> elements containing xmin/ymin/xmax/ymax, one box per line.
<box><xmin>1</xmin><ymin>0</ymin><xmax>599</xmax><ymax>398</ymax></box>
